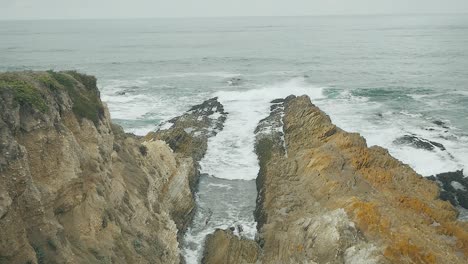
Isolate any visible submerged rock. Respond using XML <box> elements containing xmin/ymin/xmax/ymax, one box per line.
<box><xmin>432</xmin><ymin>120</ymin><xmax>450</xmax><ymax>129</ymax></box>
<box><xmin>227</xmin><ymin>77</ymin><xmax>243</xmax><ymax>86</ymax></box>
<box><xmin>394</xmin><ymin>134</ymin><xmax>446</xmax><ymax>151</ymax></box>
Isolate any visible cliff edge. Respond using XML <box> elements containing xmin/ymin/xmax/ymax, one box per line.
<box><xmin>0</xmin><ymin>71</ymin><xmax>208</xmax><ymax>264</ymax></box>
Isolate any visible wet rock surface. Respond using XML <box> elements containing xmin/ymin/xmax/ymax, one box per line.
<box><xmin>393</xmin><ymin>134</ymin><xmax>446</xmax><ymax>151</ymax></box>
<box><xmin>428</xmin><ymin>170</ymin><xmax>468</xmax><ymax>209</ymax></box>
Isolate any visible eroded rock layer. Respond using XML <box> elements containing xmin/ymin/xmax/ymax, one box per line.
<box><xmin>253</xmin><ymin>95</ymin><xmax>468</xmax><ymax>263</ymax></box>
<box><xmin>0</xmin><ymin>71</ymin><xmax>222</xmax><ymax>264</ymax></box>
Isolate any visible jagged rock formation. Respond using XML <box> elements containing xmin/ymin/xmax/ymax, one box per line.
<box><xmin>204</xmin><ymin>95</ymin><xmax>468</xmax><ymax>264</ymax></box>
<box><xmin>0</xmin><ymin>71</ymin><xmax>223</xmax><ymax>264</ymax></box>
<box><xmin>253</xmin><ymin>95</ymin><xmax>468</xmax><ymax>263</ymax></box>
<box><xmin>202</xmin><ymin>229</ymin><xmax>260</xmax><ymax>264</ymax></box>
<box><xmin>146</xmin><ymin>97</ymin><xmax>227</xmax><ymax>163</ymax></box>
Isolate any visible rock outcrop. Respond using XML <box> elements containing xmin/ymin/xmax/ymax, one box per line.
<box><xmin>428</xmin><ymin>170</ymin><xmax>468</xmax><ymax>210</ymax></box>
<box><xmin>146</xmin><ymin>97</ymin><xmax>227</xmax><ymax>163</ymax></box>
<box><xmin>252</xmin><ymin>95</ymin><xmax>468</xmax><ymax>263</ymax></box>
<box><xmin>201</xmin><ymin>229</ymin><xmax>260</xmax><ymax>264</ymax></box>
<box><xmin>205</xmin><ymin>95</ymin><xmax>468</xmax><ymax>264</ymax></box>
<box><xmin>0</xmin><ymin>71</ymin><xmax>221</xmax><ymax>264</ymax></box>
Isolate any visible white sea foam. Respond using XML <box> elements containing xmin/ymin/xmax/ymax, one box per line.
<box><xmin>315</xmin><ymin>91</ymin><xmax>468</xmax><ymax>177</ymax></box>
<box><xmin>183</xmin><ymin>78</ymin><xmax>324</xmax><ymax>264</ymax></box>
<box><xmin>451</xmin><ymin>181</ymin><xmax>467</xmax><ymax>191</ymax></box>
<box><xmin>199</xmin><ymin>77</ymin><xmax>324</xmax><ymax>180</ymax></box>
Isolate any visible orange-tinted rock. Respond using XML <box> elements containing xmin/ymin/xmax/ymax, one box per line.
<box><xmin>253</xmin><ymin>95</ymin><xmax>468</xmax><ymax>263</ymax></box>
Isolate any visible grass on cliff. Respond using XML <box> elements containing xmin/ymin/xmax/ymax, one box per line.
<box><xmin>45</xmin><ymin>70</ymin><xmax>104</xmax><ymax>125</ymax></box>
<box><xmin>0</xmin><ymin>75</ymin><xmax>48</xmax><ymax>113</ymax></box>
<box><xmin>1</xmin><ymin>70</ymin><xmax>104</xmax><ymax>124</ymax></box>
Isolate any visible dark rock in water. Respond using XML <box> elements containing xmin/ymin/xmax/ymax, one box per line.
<box><xmin>393</xmin><ymin>134</ymin><xmax>446</xmax><ymax>151</ymax></box>
<box><xmin>433</xmin><ymin>120</ymin><xmax>450</xmax><ymax>129</ymax></box>
<box><xmin>376</xmin><ymin>113</ymin><xmax>383</xmax><ymax>118</ymax></box>
<box><xmin>227</xmin><ymin>77</ymin><xmax>242</xmax><ymax>86</ymax></box>
<box><xmin>428</xmin><ymin>170</ymin><xmax>468</xmax><ymax>209</ymax></box>
<box><xmin>116</xmin><ymin>91</ymin><xmax>126</xmax><ymax>95</ymax></box>
<box><xmin>270</xmin><ymin>98</ymin><xmax>284</xmax><ymax>104</ymax></box>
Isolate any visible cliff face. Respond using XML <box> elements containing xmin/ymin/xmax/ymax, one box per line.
<box><xmin>0</xmin><ymin>71</ymin><xmax>205</xmax><ymax>264</ymax></box>
<box><xmin>253</xmin><ymin>95</ymin><xmax>468</xmax><ymax>263</ymax></box>
<box><xmin>203</xmin><ymin>95</ymin><xmax>468</xmax><ymax>264</ymax></box>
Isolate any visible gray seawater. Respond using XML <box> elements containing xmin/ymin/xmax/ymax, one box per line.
<box><xmin>2</xmin><ymin>14</ymin><xmax>468</xmax><ymax>262</ymax></box>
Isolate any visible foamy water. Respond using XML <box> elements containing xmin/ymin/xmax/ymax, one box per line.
<box><xmin>182</xmin><ymin>79</ymin><xmax>324</xmax><ymax>263</ymax></box>
<box><xmin>315</xmin><ymin>89</ymin><xmax>468</xmax><ymax>177</ymax></box>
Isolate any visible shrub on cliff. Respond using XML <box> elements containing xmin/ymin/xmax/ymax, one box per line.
<box><xmin>0</xmin><ymin>74</ymin><xmax>48</xmax><ymax>112</ymax></box>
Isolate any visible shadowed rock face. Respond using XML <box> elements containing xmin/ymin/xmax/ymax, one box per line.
<box><xmin>0</xmin><ymin>71</ymin><xmax>206</xmax><ymax>264</ymax></box>
<box><xmin>145</xmin><ymin>97</ymin><xmax>228</xmax><ymax>236</ymax></box>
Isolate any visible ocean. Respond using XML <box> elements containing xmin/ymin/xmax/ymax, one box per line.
<box><xmin>1</xmin><ymin>14</ymin><xmax>468</xmax><ymax>262</ymax></box>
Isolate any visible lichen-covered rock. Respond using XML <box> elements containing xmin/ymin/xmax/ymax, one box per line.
<box><xmin>201</xmin><ymin>229</ymin><xmax>260</xmax><ymax>264</ymax></box>
<box><xmin>253</xmin><ymin>95</ymin><xmax>468</xmax><ymax>264</ymax></box>
<box><xmin>0</xmin><ymin>71</ymin><xmax>198</xmax><ymax>264</ymax></box>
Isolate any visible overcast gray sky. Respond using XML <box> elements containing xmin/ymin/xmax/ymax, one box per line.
<box><xmin>1</xmin><ymin>0</ymin><xmax>468</xmax><ymax>20</ymax></box>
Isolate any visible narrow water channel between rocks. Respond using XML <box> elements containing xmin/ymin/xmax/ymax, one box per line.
<box><xmin>181</xmin><ymin>90</ymin><xmax>267</xmax><ymax>263</ymax></box>
<box><xmin>181</xmin><ymin>81</ymin><xmax>324</xmax><ymax>263</ymax></box>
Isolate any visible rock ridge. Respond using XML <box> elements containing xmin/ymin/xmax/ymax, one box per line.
<box><xmin>0</xmin><ymin>71</ymin><xmax>225</xmax><ymax>264</ymax></box>
<box><xmin>203</xmin><ymin>95</ymin><xmax>468</xmax><ymax>264</ymax></box>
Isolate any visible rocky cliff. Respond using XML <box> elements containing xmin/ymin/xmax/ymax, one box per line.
<box><xmin>2</xmin><ymin>71</ymin><xmax>468</xmax><ymax>264</ymax></box>
<box><xmin>0</xmin><ymin>71</ymin><xmax>221</xmax><ymax>264</ymax></box>
<box><xmin>204</xmin><ymin>95</ymin><xmax>468</xmax><ymax>264</ymax></box>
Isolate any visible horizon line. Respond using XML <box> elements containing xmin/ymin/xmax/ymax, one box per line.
<box><xmin>1</xmin><ymin>12</ymin><xmax>467</xmax><ymax>22</ymax></box>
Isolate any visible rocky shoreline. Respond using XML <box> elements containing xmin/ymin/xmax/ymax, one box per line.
<box><xmin>1</xmin><ymin>71</ymin><xmax>468</xmax><ymax>264</ymax></box>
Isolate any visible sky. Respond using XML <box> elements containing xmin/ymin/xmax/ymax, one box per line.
<box><xmin>1</xmin><ymin>0</ymin><xmax>468</xmax><ymax>20</ymax></box>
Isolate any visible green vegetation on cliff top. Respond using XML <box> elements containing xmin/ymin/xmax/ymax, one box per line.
<box><xmin>0</xmin><ymin>75</ymin><xmax>49</xmax><ymax>113</ymax></box>
<box><xmin>46</xmin><ymin>70</ymin><xmax>104</xmax><ymax>125</ymax></box>
<box><xmin>0</xmin><ymin>71</ymin><xmax>104</xmax><ymax>124</ymax></box>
